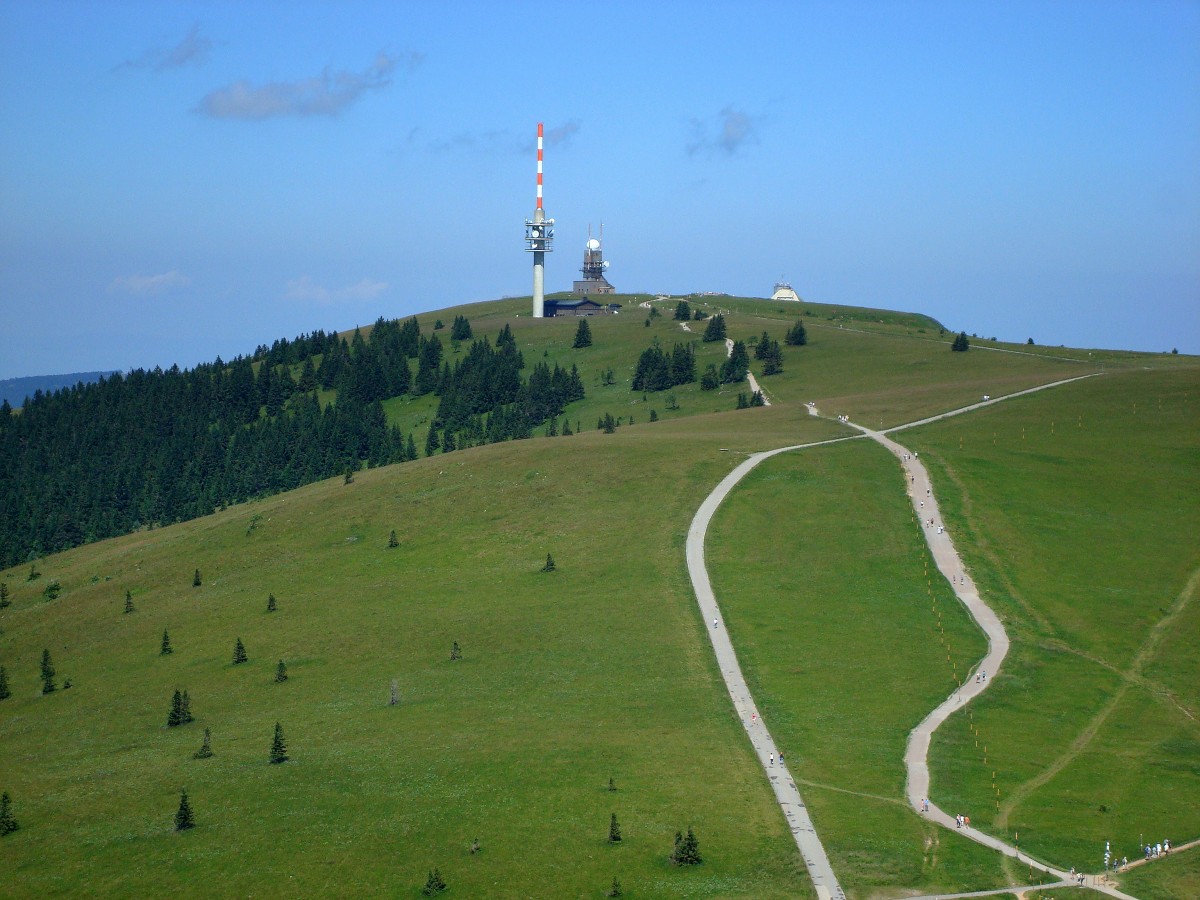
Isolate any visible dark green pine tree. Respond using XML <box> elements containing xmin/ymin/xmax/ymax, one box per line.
<box><xmin>123</xmin><ymin>590</ymin><xmax>134</xmax><ymax>614</ymax></box>
<box><xmin>192</xmin><ymin>568</ymin><xmax>202</xmax><ymax>587</ymax></box>
<box><xmin>266</xmin><ymin>592</ymin><xmax>277</xmax><ymax>612</ymax></box>
<box><xmin>388</xmin><ymin>530</ymin><xmax>399</xmax><ymax>549</ymax></box>
<box><xmin>450</xmin><ymin>640</ymin><xmax>462</xmax><ymax>661</ymax></box>
<box><xmin>269</xmin><ymin>722</ymin><xmax>288</xmax><ymax>764</ymax></box>
<box><xmin>40</xmin><ymin>649</ymin><xmax>56</xmax><ymax>694</ymax></box>
<box><xmin>607</xmin><ymin>876</ymin><xmax>623</xmax><ymax>897</ymax></box>
<box><xmin>608</xmin><ymin>812</ymin><xmax>622</xmax><ymax>843</ymax></box>
<box><xmin>161</xmin><ymin>629</ymin><xmax>173</xmax><ymax>655</ymax></box>
<box><xmin>573</xmin><ymin>318</ymin><xmax>593</xmax><ymax>348</ymax></box>
<box><xmin>181</xmin><ymin>690</ymin><xmax>194</xmax><ymax>724</ymax></box>
<box><xmin>0</xmin><ymin>582</ymin><xmax>10</xmax><ymax>607</ymax></box>
<box><xmin>702</xmin><ymin>313</ymin><xmax>727</xmax><ymax>342</ymax></box>
<box><xmin>405</xmin><ymin>433</ymin><xmax>418</xmax><ymax>461</ymax></box>
<box><xmin>754</xmin><ymin>331</ymin><xmax>773</xmax><ymax>360</ymax></box>
<box><xmin>562</xmin><ymin>419</ymin><xmax>573</xmax><ymax>436</ymax></box>
<box><xmin>297</xmin><ymin>357</ymin><xmax>318</xmax><ymax>392</ymax></box>
<box><xmin>541</xmin><ymin>553</ymin><xmax>556</xmax><ymax>572</ymax></box>
<box><xmin>672</xmin><ymin>300</ymin><xmax>692</xmax><ymax>321</ymax></box>
<box><xmin>167</xmin><ymin>689</ymin><xmax>185</xmax><ymax>727</ymax></box>
<box><xmin>274</xmin><ymin>660</ymin><xmax>288</xmax><ymax>683</ymax></box>
<box><xmin>0</xmin><ymin>665</ymin><xmax>10</xmax><ymax>701</ymax></box>
<box><xmin>174</xmin><ymin>787</ymin><xmax>195</xmax><ymax>831</ymax></box>
<box><xmin>720</xmin><ymin>340</ymin><xmax>750</xmax><ymax>383</ymax></box>
<box><xmin>671</xmin><ymin>826</ymin><xmax>702</xmax><ymax>865</ymax></box>
<box><xmin>193</xmin><ymin>727</ymin><xmax>214</xmax><ymax>759</ymax></box>
<box><xmin>343</xmin><ymin>467</ymin><xmax>355</xmax><ymax>485</ymax></box>
<box><xmin>785</xmin><ymin>320</ymin><xmax>808</xmax><ymax>346</ymax></box>
<box><xmin>233</xmin><ymin>638</ymin><xmax>248</xmax><ymax>665</ymax></box>
<box><xmin>761</xmin><ymin>341</ymin><xmax>783</xmax><ymax>376</ymax></box>
<box><xmin>0</xmin><ymin>791</ymin><xmax>19</xmax><ymax>835</ymax></box>
<box><xmin>952</xmin><ymin>331</ymin><xmax>970</xmax><ymax>351</ymax></box>
<box><xmin>421</xmin><ymin>868</ymin><xmax>447</xmax><ymax>896</ymax></box>
<box><xmin>424</xmin><ymin>426</ymin><xmax>441</xmax><ymax>457</ymax></box>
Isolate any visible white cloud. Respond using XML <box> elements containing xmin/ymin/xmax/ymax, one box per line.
<box><xmin>686</xmin><ymin>105</ymin><xmax>761</xmax><ymax>157</ymax></box>
<box><xmin>285</xmin><ymin>276</ymin><xmax>387</xmax><ymax>304</ymax></box>
<box><xmin>117</xmin><ymin>24</ymin><xmax>212</xmax><ymax>72</ymax></box>
<box><xmin>195</xmin><ymin>51</ymin><xmax>419</xmax><ymax>120</ymax></box>
<box><xmin>108</xmin><ymin>270</ymin><xmax>191</xmax><ymax>295</ymax></box>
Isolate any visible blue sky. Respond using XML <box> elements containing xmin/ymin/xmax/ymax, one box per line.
<box><xmin>1</xmin><ymin>1</ymin><xmax>1198</xmax><ymax>379</ymax></box>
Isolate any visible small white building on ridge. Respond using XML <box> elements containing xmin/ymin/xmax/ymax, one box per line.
<box><xmin>770</xmin><ymin>281</ymin><xmax>800</xmax><ymax>302</ymax></box>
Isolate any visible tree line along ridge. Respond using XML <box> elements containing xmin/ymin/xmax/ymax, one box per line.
<box><xmin>0</xmin><ymin>316</ymin><xmax>584</xmax><ymax>568</ymax></box>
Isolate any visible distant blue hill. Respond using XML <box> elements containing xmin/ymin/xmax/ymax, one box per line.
<box><xmin>0</xmin><ymin>371</ymin><xmax>120</xmax><ymax>408</ymax></box>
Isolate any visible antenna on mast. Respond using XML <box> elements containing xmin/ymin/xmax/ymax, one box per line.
<box><xmin>524</xmin><ymin>122</ymin><xmax>554</xmax><ymax>317</ymax></box>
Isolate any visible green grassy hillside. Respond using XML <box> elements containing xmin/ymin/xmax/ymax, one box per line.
<box><xmin>1</xmin><ymin>294</ymin><xmax>1195</xmax><ymax>898</ymax></box>
<box><xmin>0</xmin><ymin>410</ymin><xmax>845</xmax><ymax>898</ymax></box>
<box><xmin>904</xmin><ymin>367</ymin><xmax>1200</xmax><ymax>893</ymax></box>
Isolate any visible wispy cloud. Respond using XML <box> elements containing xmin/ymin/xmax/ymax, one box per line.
<box><xmin>429</xmin><ymin>129</ymin><xmax>512</xmax><ymax>153</ymax></box>
<box><xmin>108</xmin><ymin>270</ymin><xmax>191</xmax><ymax>295</ymax></box>
<box><xmin>543</xmin><ymin>120</ymin><xmax>581</xmax><ymax>147</ymax></box>
<box><xmin>428</xmin><ymin>120</ymin><xmax>581</xmax><ymax>155</ymax></box>
<box><xmin>117</xmin><ymin>24</ymin><xmax>212</xmax><ymax>72</ymax></box>
<box><xmin>285</xmin><ymin>276</ymin><xmax>387</xmax><ymax>304</ymax></box>
<box><xmin>195</xmin><ymin>51</ymin><xmax>420</xmax><ymax>120</ymax></box>
<box><xmin>686</xmin><ymin>105</ymin><xmax>761</xmax><ymax>156</ymax></box>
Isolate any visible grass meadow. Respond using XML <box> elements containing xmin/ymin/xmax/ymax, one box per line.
<box><xmin>378</xmin><ymin>294</ymin><xmax>1106</xmax><ymax>443</ymax></box>
<box><xmin>0</xmin><ymin>410</ymin><xmax>852</xmax><ymax>898</ymax></box>
<box><xmin>902</xmin><ymin>366</ymin><xmax>1200</xmax><ymax>897</ymax></box>
<box><xmin>704</xmin><ymin>439</ymin><xmax>1012</xmax><ymax>898</ymax></box>
<box><xmin>1</xmin><ymin>294</ymin><xmax>1195</xmax><ymax>897</ymax></box>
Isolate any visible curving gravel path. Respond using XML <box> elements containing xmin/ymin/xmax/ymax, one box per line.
<box><xmin>687</xmin><ymin>435</ymin><xmax>857</xmax><ymax>900</ymax></box>
<box><xmin>685</xmin><ymin>373</ymin><xmax>1145</xmax><ymax>898</ymax></box>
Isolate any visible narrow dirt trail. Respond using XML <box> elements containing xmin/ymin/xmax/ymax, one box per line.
<box><xmin>723</xmin><ymin>337</ymin><xmax>771</xmax><ymax>405</ymax></box>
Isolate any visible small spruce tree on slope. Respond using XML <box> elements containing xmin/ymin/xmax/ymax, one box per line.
<box><xmin>573</xmin><ymin>318</ymin><xmax>593</xmax><ymax>348</ymax></box>
<box><xmin>0</xmin><ymin>792</ymin><xmax>19</xmax><ymax>835</ymax></box>
<box><xmin>269</xmin><ymin>723</ymin><xmax>288</xmax><ymax>764</ymax></box>
<box><xmin>193</xmin><ymin>728</ymin><xmax>214</xmax><ymax>759</ymax></box>
<box><xmin>174</xmin><ymin>788</ymin><xmax>194</xmax><ymax>831</ymax></box>
<box><xmin>40</xmin><ymin>649</ymin><xmax>56</xmax><ymax>694</ymax></box>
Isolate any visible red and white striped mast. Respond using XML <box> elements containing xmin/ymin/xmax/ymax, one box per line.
<box><xmin>525</xmin><ymin>122</ymin><xmax>554</xmax><ymax>317</ymax></box>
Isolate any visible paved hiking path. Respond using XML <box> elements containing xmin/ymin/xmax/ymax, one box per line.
<box><xmin>685</xmin><ymin>372</ymin><xmax>1159</xmax><ymax>900</ymax></box>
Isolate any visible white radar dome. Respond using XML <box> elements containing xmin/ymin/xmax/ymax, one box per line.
<box><xmin>586</xmin><ymin>238</ymin><xmax>601</xmax><ymax>251</ymax></box>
